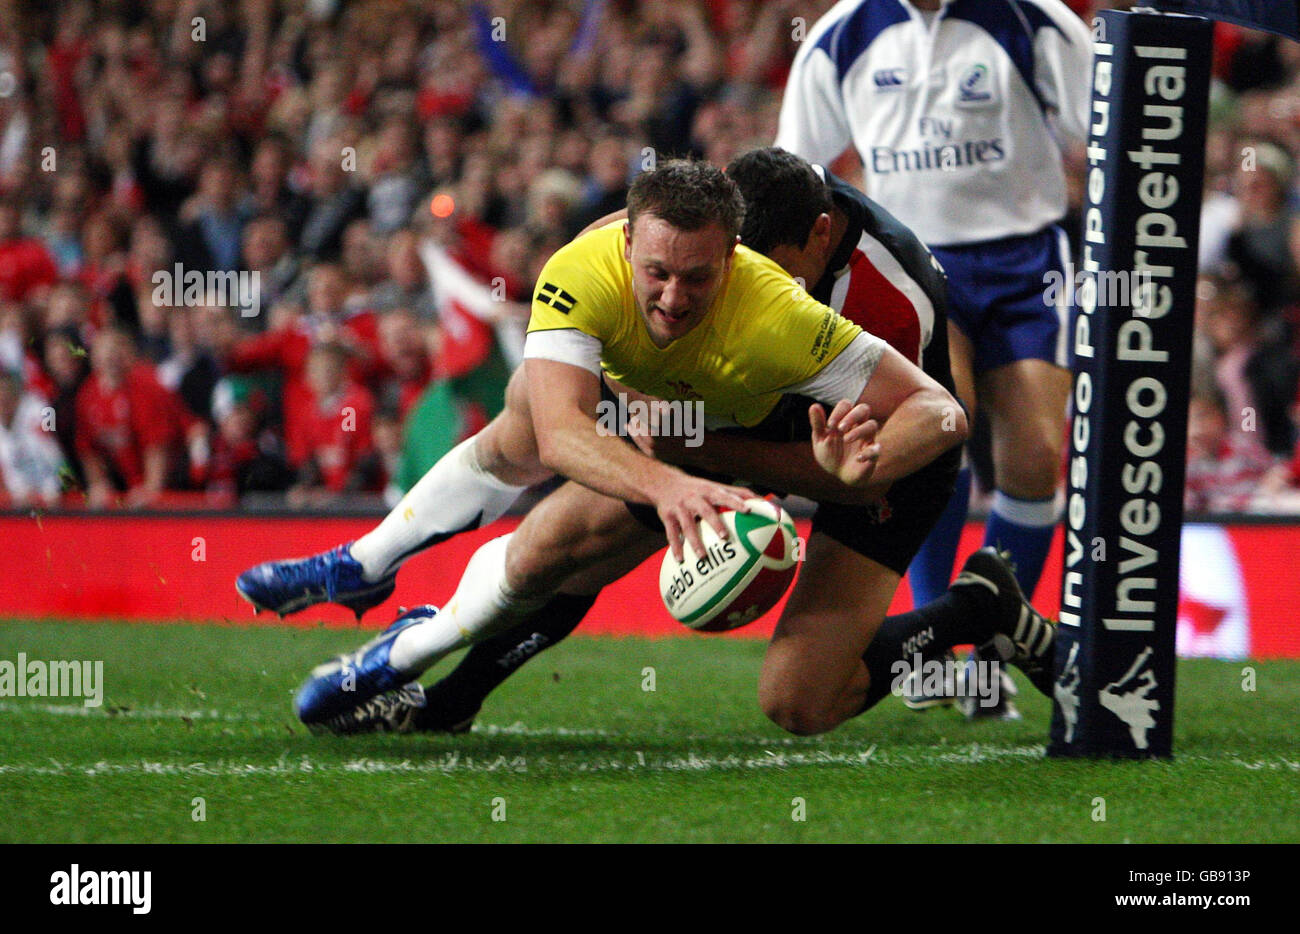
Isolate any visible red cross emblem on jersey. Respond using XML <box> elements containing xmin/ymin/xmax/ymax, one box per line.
<box><xmin>666</xmin><ymin>379</ymin><xmax>702</xmax><ymax>400</ymax></box>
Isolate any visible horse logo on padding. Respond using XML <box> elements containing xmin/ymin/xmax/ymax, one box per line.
<box><xmin>1099</xmin><ymin>646</ymin><xmax>1160</xmax><ymax>750</ymax></box>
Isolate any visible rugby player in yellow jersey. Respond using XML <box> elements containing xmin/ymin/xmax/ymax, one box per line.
<box><xmin>288</xmin><ymin>159</ymin><xmax>1057</xmax><ymax>736</ymax></box>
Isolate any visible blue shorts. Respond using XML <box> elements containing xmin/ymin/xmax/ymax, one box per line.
<box><xmin>931</xmin><ymin>226</ymin><xmax>1072</xmax><ymax>374</ymax></box>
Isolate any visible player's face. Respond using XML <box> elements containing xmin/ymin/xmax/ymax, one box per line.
<box><xmin>625</xmin><ymin>215</ymin><xmax>736</xmax><ymax>348</ymax></box>
<box><xmin>764</xmin><ymin>213</ymin><xmax>834</xmax><ymax>288</ymax></box>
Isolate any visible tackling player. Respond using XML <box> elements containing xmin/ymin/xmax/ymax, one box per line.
<box><xmin>775</xmin><ymin>0</ymin><xmax>1092</xmax><ymax>715</ymax></box>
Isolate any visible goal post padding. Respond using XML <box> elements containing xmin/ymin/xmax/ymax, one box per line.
<box><xmin>1048</xmin><ymin>10</ymin><xmax>1213</xmax><ymax>759</ymax></box>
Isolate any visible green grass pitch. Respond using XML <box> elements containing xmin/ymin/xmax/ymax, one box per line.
<box><xmin>0</xmin><ymin>619</ymin><xmax>1296</xmax><ymax>843</ymax></box>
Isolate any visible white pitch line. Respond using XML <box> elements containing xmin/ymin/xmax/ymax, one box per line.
<box><xmin>0</xmin><ymin>746</ymin><xmax>973</xmax><ymax>779</ymax></box>
<box><xmin>9</xmin><ymin>746</ymin><xmax>1289</xmax><ymax>780</ymax></box>
<box><xmin>469</xmin><ymin>723</ymin><xmax>616</xmax><ymax>738</ymax></box>
<box><xmin>0</xmin><ymin>700</ymin><xmax>263</xmax><ymax>721</ymax></box>
<box><xmin>0</xmin><ymin>703</ymin><xmax>1046</xmax><ymax>750</ymax></box>
<box><xmin>2</xmin><ymin>704</ymin><xmax>1293</xmax><ymax>773</ymax></box>
<box><xmin>1228</xmin><ymin>757</ymin><xmax>1300</xmax><ymax>771</ymax></box>
<box><xmin>0</xmin><ymin>702</ymin><xmax>1044</xmax><ymax>760</ymax></box>
<box><xmin>0</xmin><ymin>749</ymin><xmax>920</xmax><ymax>778</ymax></box>
<box><xmin>0</xmin><ymin>747</ymin><xmax>1289</xmax><ymax>780</ymax></box>
<box><xmin>0</xmin><ymin>753</ymin><xmax>531</xmax><ymax>778</ymax></box>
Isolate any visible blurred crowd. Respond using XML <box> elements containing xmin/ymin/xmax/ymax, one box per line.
<box><xmin>1179</xmin><ymin>21</ymin><xmax>1300</xmax><ymax>513</ymax></box>
<box><xmin>0</xmin><ymin>0</ymin><xmax>1295</xmax><ymax>516</ymax></box>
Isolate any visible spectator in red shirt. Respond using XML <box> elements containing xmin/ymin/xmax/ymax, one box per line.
<box><xmin>226</xmin><ymin>263</ymin><xmax>377</xmax><ymax>377</ymax></box>
<box><xmin>77</xmin><ymin>210</ymin><xmax>135</xmax><ymax>331</ymax></box>
<box><xmin>286</xmin><ymin>341</ymin><xmax>375</xmax><ymax>503</ymax></box>
<box><xmin>224</xmin><ymin>263</ymin><xmax>379</xmax><ymax>449</ymax></box>
<box><xmin>198</xmin><ymin>398</ymin><xmax>293</xmax><ymax>502</ymax></box>
<box><xmin>1184</xmin><ymin>387</ymin><xmax>1274</xmax><ymax>514</ymax></box>
<box><xmin>74</xmin><ymin>327</ymin><xmax>198</xmax><ymax>508</ymax></box>
<box><xmin>346</xmin><ymin>407</ymin><xmax>403</xmax><ymax>498</ymax></box>
<box><xmin>374</xmin><ymin>308</ymin><xmax>432</xmax><ymax>419</ymax></box>
<box><xmin>0</xmin><ymin>196</ymin><xmax>58</xmax><ymax>303</ymax></box>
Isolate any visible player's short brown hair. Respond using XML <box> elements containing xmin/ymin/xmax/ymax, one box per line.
<box><xmin>626</xmin><ymin>159</ymin><xmax>745</xmax><ymax>241</ymax></box>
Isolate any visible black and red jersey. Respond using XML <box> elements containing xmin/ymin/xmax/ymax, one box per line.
<box><xmin>810</xmin><ymin>168</ymin><xmax>955</xmax><ymax>394</ymax></box>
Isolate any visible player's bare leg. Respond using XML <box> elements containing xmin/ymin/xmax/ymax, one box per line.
<box><xmin>759</xmin><ymin>534</ymin><xmax>897</xmax><ymax>735</ymax></box>
<box><xmin>981</xmin><ymin>358</ymin><xmax>1070</xmax><ymax>500</ymax></box>
<box><xmin>947</xmin><ymin>322</ymin><xmax>977</xmax><ymax>419</ymax></box>
<box><xmin>979</xmin><ymin>357</ymin><xmax>1071</xmax><ymax>590</ymax></box>
<box><xmin>760</xmin><ymin>532</ymin><xmax>1058</xmax><ymax>737</ymax></box>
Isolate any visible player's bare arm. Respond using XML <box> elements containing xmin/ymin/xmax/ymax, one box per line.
<box><xmin>525</xmin><ymin>356</ymin><xmax>753</xmax><ymax>563</ymax></box>
<box><xmin>814</xmin><ymin>343</ymin><xmax>967</xmax><ymax>488</ymax></box>
<box><xmin>638</xmin><ymin>337</ymin><xmax>961</xmax><ymax>496</ymax></box>
<box><xmin>617</xmin><ymin>379</ymin><xmax>888</xmax><ymax>506</ymax></box>
<box><xmin>633</xmin><ymin>420</ymin><xmax>889</xmax><ymax>506</ymax></box>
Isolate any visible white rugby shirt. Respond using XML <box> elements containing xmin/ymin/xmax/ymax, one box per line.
<box><xmin>776</xmin><ymin>0</ymin><xmax>1093</xmax><ymax>247</ymax></box>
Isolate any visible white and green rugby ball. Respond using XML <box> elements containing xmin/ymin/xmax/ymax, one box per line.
<box><xmin>659</xmin><ymin>498</ymin><xmax>799</xmax><ymax>632</ymax></box>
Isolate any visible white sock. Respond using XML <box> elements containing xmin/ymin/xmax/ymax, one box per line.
<box><xmin>349</xmin><ymin>436</ymin><xmax>528</xmax><ymax>581</ymax></box>
<box><xmin>387</xmin><ymin>534</ymin><xmax>548</xmax><ymax>674</ymax></box>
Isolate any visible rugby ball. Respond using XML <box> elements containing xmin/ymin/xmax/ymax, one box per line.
<box><xmin>659</xmin><ymin>498</ymin><xmax>799</xmax><ymax>632</ymax></box>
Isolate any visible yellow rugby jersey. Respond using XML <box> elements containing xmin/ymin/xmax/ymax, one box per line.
<box><xmin>526</xmin><ymin>223</ymin><xmax>867</xmax><ymax>427</ymax></box>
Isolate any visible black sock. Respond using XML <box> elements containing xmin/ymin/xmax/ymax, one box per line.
<box><xmin>859</xmin><ymin>590</ymin><xmax>986</xmax><ymax>713</ymax></box>
<box><xmin>413</xmin><ymin>592</ymin><xmax>598</xmax><ymax>730</ymax></box>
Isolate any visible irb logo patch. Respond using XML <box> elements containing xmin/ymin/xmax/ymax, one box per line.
<box><xmin>956</xmin><ymin>63</ymin><xmax>996</xmax><ymax>105</ymax></box>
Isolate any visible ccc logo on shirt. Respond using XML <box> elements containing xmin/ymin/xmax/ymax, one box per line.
<box><xmin>873</xmin><ymin>68</ymin><xmax>908</xmax><ymax>92</ymax></box>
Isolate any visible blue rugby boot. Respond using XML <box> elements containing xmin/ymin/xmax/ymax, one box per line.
<box><xmin>294</xmin><ymin>605</ymin><xmax>438</xmax><ymax>727</ymax></box>
<box><xmin>236</xmin><ymin>543</ymin><xmax>396</xmax><ymax>619</ymax></box>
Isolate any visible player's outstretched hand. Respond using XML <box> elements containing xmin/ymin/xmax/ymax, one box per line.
<box><xmin>653</xmin><ymin>475</ymin><xmax>754</xmax><ymax>564</ymax></box>
<box><xmin>810</xmin><ymin>400</ymin><xmax>882</xmax><ymax>487</ymax></box>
